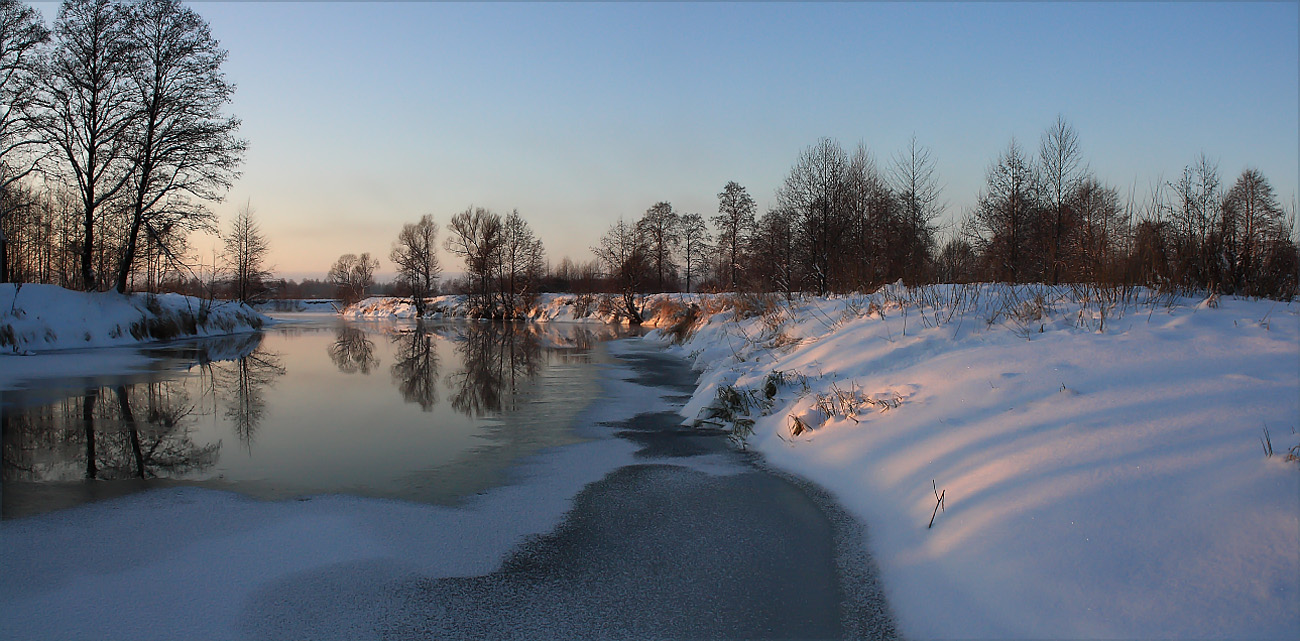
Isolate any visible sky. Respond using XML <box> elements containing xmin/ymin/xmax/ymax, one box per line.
<box><xmin>37</xmin><ymin>1</ymin><xmax>1300</xmax><ymax>281</ymax></box>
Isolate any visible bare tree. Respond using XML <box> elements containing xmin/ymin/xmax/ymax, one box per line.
<box><xmin>842</xmin><ymin>142</ymin><xmax>894</xmax><ymax>288</ymax></box>
<box><xmin>679</xmin><ymin>212</ymin><xmax>710</xmax><ymax>293</ymax></box>
<box><xmin>1170</xmin><ymin>153</ymin><xmax>1221</xmax><ymax>289</ymax></box>
<box><xmin>36</xmin><ymin>0</ymin><xmax>139</xmax><ymax>290</ymax></box>
<box><xmin>496</xmin><ymin>209</ymin><xmax>543</xmax><ymax>317</ymax></box>
<box><xmin>889</xmin><ymin>135</ymin><xmax>942</xmax><ymax>282</ymax></box>
<box><xmin>390</xmin><ymin>213</ymin><xmax>440</xmax><ymax>316</ymax></box>
<box><xmin>1071</xmin><ymin>177</ymin><xmax>1126</xmax><ymax>283</ymax></box>
<box><xmin>221</xmin><ymin>200</ymin><xmax>270</xmax><ymax>304</ymax></box>
<box><xmin>777</xmin><ymin>138</ymin><xmax>850</xmax><ymax>294</ymax></box>
<box><xmin>751</xmin><ymin>206</ymin><xmax>798</xmax><ymax>297</ymax></box>
<box><xmin>1221</xmin><ymin>168</ymin><xmax>1287</xmax><ymax>295</ymax></box>
<box><xmin>1038</xmin><ymin>116</ymin><xmax>1086</xmax><ymax>284</ymax></box>
<box><xmin>593</xmin><ymin>217</ymin><xmax>647</xmax><ymax>323</ymax></box>
<box><xmin>712</xmin><ymin>181</ymin><xmax>754</xmax><ymax>291</ymax></box>
<box><xmin>443</xmin><ymin>205</ymin><xmax>502</xmax><ymax>315</ymax></box>
<box><xmin>968</xmin><ymin>138</ymin><xmax>1042</xmax><ymax>282</ymax></box>
<box><xmin>113</xmin><ymin>0</ymin><xmax>245</xmax><ymax>293</ymax></box>
<box><xmin>637</xmin><ymin>201</ymin><xmax>680</xmax><ymax>292</ymax></box>
<box><xmin>327</xmin><ymin>252</ymin><xmax>377</xmax><ymax>307</ymax></box>
<box><xmin>0</xmin><ymin>0</ymin><xmax>49</xmax><ymax>283</ymax></box>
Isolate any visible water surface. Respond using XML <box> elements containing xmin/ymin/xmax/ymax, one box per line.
<box><xmin>1</xmin><ymin>316</ymin><xmax>634</xmax><ymax>519</ymax></box>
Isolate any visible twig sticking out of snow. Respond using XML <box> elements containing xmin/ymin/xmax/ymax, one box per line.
<box><xmin>928</xmin><ymin>479</ymin><xmax>946</xmax><ymax>529</ymax></box>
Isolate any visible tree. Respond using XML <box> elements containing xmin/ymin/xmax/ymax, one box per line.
<box><xmin>1071</xmin><ymin>177</ymin><xmax>1126</xmax><ymax>282</ymax></box>
<box><xmin>221</xmin><ymin>200</ymin><xmax>271</xmax><ymax>305</ymax></box>
<box><xmin>1169</xmin><ymin>153</ymin><xmax>1221</xmax><ymax>289</ymax></box>
<box><xmin>328</xmin><ymin>252</ymin><xmax>377</xmax><ymax>307</ymax></box>
<box><xmin>593</xmin><ymin>218</ymin><xmax>647</xmax><ymax>323</ymax></box>
<box><xmin>443</xmin><ymin>205</ymin><xmax>502</xmax><ymax>315</ymax></box>
<box><xmin>1221</xmin><ymin>168</ymin><xmax>1287</xmax><ymax>295</ymax></box>
<box><xmin>777</xmin><ymin>138</ymin><xmax>850</xmax><ymax>294</ymax></box>
<box><xmin>389</xmin><ymin>214</ymin><xmax>440</xmax><ymax>316</ymax></box>
<box><xmin>751</xmin><ymin>207</ymin><xmax>798</xmax><ymax>297</ymax></box>
<box><xmin>36</xmin><ymin>0</ymin><xmax>139</xmax><ymax>290</ymax></box>
<box><xmin>841</xmin><ymin>142</ymin><xmax>895</xmax><ymax>288</ymax></box>
<box><xmin>712</xmin><ymin>181</ymin><xmax>755</xmax><ymax>291</ymax></box>
<box><xmin>968</xmin><ymin>138</ymin><xmax>1041</xmax><ymax>282</ymax></box>
<box><xmin>0</xmin><ymin>0</ymin><xmax>50</xmax><ymax>283</ymax></box>
<box><xmin>679</xmin><ymin>212</ymin><xmax>710</xmax><ymax>293</ymax></box>
<box><xmin>935</xmin><ymin>237</ymin><xmax>977</xmax><ymax>283</ymax></box>
<box><xmin>496</xmin><ymin>209</ymin><xmax>544</xmax><ymax>317</ymax></box>
<box><xmin>114</xmin><ymin>0</ymin><xmax>245</xmax><ymax>293</ymax></box>
<box><xmin>1038</xmin><ymin>116</ymin><xmax>1086</xmax><ymax>284</ymax></box>
<box><xmin>889</xmin><ymin>135</ymin><xmax>942</xmax><ymax>283</ymax></box>
<box><xmin>637</xmin><ymin>201</ymin><xmax>679</xmax><ymax>292</ymax></box>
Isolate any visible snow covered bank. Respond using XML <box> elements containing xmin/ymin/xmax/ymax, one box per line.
<box><xmin>0</xmin><ymin>284</ymin><xmax>267</xmax><ymax>356</ymax></box>
<box><xmin>660</xmin><ymin>284</ymin><xmax>1300</xmax><ymax>639</ymax></box>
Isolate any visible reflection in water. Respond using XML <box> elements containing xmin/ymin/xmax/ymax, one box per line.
<box><xmin>1</xmin><ymin>333</ymin><xmax>282</xmax><ymax>487</ymax></box>
<box><xmin>3</xmin><ymin>319</ymin><xmax>638</xmax><ymax>518</ymax></box>
<box><xmin>390</xmin><ymin>323</ymin><xmax>440</xmax><ymax>411</ymax></box>
<box><xmin>204</xmin><ymin>347</ymin><xmax>286</xmax><ymax>447</ymax></box>
<box><xmin>328</xmin><ymin>326</ymin><xmax>379</xmax><ymax>374</ymax></box>
<box><xmin>3</xmin><ymin>379</ymin><xmax>218</xmax><ymax>482</ymax></box>
<box><xmin>446</xmin><ymin>323</ymin><xmax>543</xmax><ymax>418</ymax></box>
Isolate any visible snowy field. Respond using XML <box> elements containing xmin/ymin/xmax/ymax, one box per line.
<box><xmin>657</xmin><ymin>284</ymin><xmax>1300</xmax><ymax>639</ymax></box>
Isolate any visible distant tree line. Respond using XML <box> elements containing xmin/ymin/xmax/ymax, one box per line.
<box><xmin>590</xmin><ymin>119</ymin><xmax>1297</xmax><ymax>319</ymax></box>
<box><xmin>0</xmin><ymin>0</ymin><xmax>246</xmax><ymax>294</ymax></box>
<box><xmin>339</xmin><ymin>116</ymin><xmax>1297</xmax><ymax>322</ymax></box>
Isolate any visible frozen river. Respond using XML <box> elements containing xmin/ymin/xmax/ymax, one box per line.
<box><xmin>0</xmin><ymin>315</ymin><xmax>894</xmax><ymax>639</ymax></box>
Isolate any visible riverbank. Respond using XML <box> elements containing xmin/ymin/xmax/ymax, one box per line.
<box><xmin>340</xmin><ymin>292</ymin><xmax>698</xmax><ymax>326</ymax></box>
<box><xmin>0</xmin><ymin>284</ymin><xmax>266</xmax><ymax>355</ymax></box>
<box><xmin>653</xmin><ymin>283</ymin><xmax>1300</xmax><ymax>639</ymax></box>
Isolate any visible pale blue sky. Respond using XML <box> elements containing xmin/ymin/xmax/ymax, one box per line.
<box><xmin>39</xmin><ymin>1</ymin><xmax>1300</xmax><ymax>279</ymax></box>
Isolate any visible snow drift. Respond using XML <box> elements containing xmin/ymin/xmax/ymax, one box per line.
<box><xmin>657</xmin><ymin>284</ymin><xmax>1299</xmax><ymax>639</ymax></box>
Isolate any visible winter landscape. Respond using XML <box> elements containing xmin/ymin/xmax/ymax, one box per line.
<box><xmin>2</xmin><ymin>1</ymin><xmax>1298</xmax><ymax>640</ymax></box>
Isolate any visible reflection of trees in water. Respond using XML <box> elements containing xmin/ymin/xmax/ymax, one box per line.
<box><xmin>2</xmin><ymin>380</ymin><xmax>218</xmax><ymax>482</ymax></box>
<box><xmin>328</xmin><ymin>325</ymin><xmax>379</xmax><ymax>374</ymax></box>
<box><xmin>203</xmin><ymin>343</ymin><xmax>286</xmax><ymax>448</ymax></box>
<box><xmin>390</xmin><ymin>322</ymin><xmax>440</xmax><ymax>411</ymax></box>
<box><xmin>445</xmin><ymin>322</ymin><xmax>542</xmax><ymax>418</ymax></box>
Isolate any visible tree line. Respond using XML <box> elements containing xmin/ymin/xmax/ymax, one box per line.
<box><xmin>4</xmin><ymin>3</ymin><xmax>1292</xmax><ymax>313</ymax></box>
<box><xmin>0</xmin><ymin>0</ymin><xmax>244</xmax><ymax>294</ymax></box>
<box><xmin>343</xmin><ymin>116</ymin><xmax>1297</xmax><ymax>323</ymax></box>
<box><xmin>591</xmin><ymin>119</ymin><xmax>1298</xmax><ymax>321</ymax></box>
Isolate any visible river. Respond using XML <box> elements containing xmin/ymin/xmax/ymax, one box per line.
<box><xmin>0</xmin><ymin>314</ymin><xmax>894</xmax><ymax>639</ymax></box>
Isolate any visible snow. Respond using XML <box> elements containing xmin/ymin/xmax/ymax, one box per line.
<box><xmin>658</xmin><ymin>284</ymin><xmax>1300</xmax><ymax>639</ymax></box>
<box><xmin>0</xmin><ymin>284</ymin><xmax>266</xmax><ymax>355</ymax></box>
